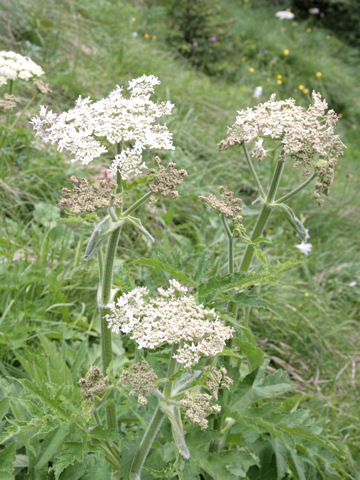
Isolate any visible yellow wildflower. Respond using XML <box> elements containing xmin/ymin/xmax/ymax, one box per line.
<box><xmin>144</xmin><ymin>33</ymin><xmax>150</xmax><ymax>39</ymax></box>
<box><xmin>277</xmin><ymin>74</ymin><xmax>282</xmax><ymax>80</ymax></box>
<box><xmin>249</xmin><ymin>67</ymin><xmax>255</xmax><ymax>73</ymax></box>
<box><xmin>338</xmin><ymin>113</ymin><xmax>343</xmax><ymax>118</ymax></box>
<box><xmin>152</xmin><ymin>35</ymin><xmax>157</xmax><ymax>40</ymax></box>
<box><xmin>304</xmin><ymin>292</ymin><xmax>309</xmax><ymax>297</ymax></box>
<box><xmin>316</xmin><ymin>71</ymin><xmax>322</xmax><ymax>78</ymax></box>
<box><xmin>298</xmin><ymin>84</ymin><xmax>304</xmax><ymax>91</ymax></box>
<box><xmin>326</xmin><ymin>34</ymin><xmax>331</xmax><ymax>40</ymax></box>
<box><xmin>131</xmin><ymin>17</ymin><xmax>136</xmax><ymax>22</ymax></box>
<box><xmin>277</xmin><ymin>79</ymin><xmax>282</xmax><ymax>85</ymax></box>
<box><xmin>303</xmin><ymin>88</ymin><xmax>309</xmax><ymax>94</ymax></box>
<box><xmin>283</xmin><ymin>49</ymin><xmax>290</xmax><ymax>56</ymax></box>
<box><xmin>306</xmin><ymin>27</ymin><xmax>312</xmax><ymax>33</ymax></box>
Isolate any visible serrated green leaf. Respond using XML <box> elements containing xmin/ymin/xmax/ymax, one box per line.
<box><xmin>232</xmin><ymin>339</ymin><xmax>264</xmax><ymax>371</ymax></box>
<box><xmin>0</xmin><ymin>398</ymin><xmax>9</xmax><ymax>421</ymax></box>
<box><xmin>52</xmin><ymin>442</ymin><xmax>86</xmax><ymax>480</ymax></box>
<box><xmin>271</xmin><ymin>437</ymin><xmax>288</xmax><ymax>480</ymax></box>
<box><xmin>131</xmin><ymin>258</ymin><xmax>195</xmax><ymax>285</ymax></box>
<box><xmin>35</xmin><ymin>425</ymin><xmax>69</xmax><ymax>471</ymax></box>
<box><xmin>225</xmin><ymin>448</ymin><xmax>259</xmax><ymax>477</ymax></box>
<box><xmin>0</xmin><ymin>442</ymin><xmax>16</xmax><ymax>478</ymax></box>
<box><xmin>230</xmin><ymin>362</ymin><xmax>293</xmax><ymax>411</ymax></box>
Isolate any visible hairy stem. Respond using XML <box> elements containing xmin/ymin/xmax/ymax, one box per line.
<box><xmin>239</xmin><ymin>158</ymin><xmax>285</xmax><ymax>272</ymax></box>
<box><xmin>242</xmin><ymin>143</ymin><xmax>266</xmax><ymax>199</ymax></box>
<box><xmin>221</xmin><ymin>216</ymin><xmax>234</xmax><ymax>275</ymax></box>
<box><xmin>276</xmin><ymin>172</ymin><xmax>316</xmax><ymax>203</ymax></box>
<box><xmin>130</xmin><ymin>349</ymin><xmax>178</xmax><ymax>479</ymax></box>
<box><xmin>99</xmin><ymin>225</ymin><xmax>122</xmax><ymax>431</ymax></box>
<box><xmin>130</xmin><ymin>406</ymin><xmax>165</xmax><ymax>480</ymax></box>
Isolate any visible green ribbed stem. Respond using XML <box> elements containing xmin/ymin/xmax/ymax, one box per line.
<box><xmin>130</xmin><ymin>347</ymin><xmax>178</xmax><ymax>479</ymax></box>
<box><xmin>100</xmin><ymin>225</ymin><xmax>122</xmax><ymax>431</ymax></box>
<box><xmin>240</xmin><ymin>159</ymin><xmax>285</xmax><ymax>272</ymax></box>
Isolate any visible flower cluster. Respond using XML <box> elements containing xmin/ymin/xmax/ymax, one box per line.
<box><xmin>199</xmin><ymin>186</ymin><xmax>245</xmax><ymax>235</ymax></box>
<box><xmin>78</xmin><ymin>366</ymin><xmax>107</xmax><ymax>399</ymax></box>
<box><xmin>119</xmin><ymin>360</ymin><xmax>158</xmax><ymax>405</ymax></box>
<box><xmin>59</xmin><ymin>175</ymin><xmax>122</xmax><ymax>214</ymax></box>
<box><xmin>106</xmin><ymin>280</ymin><xmax>233</xmax><ymax>368</ymax></box>
<box><xmin>219</xmin><ymin>92</ymin><xmax>345</xmax><ymax>200</ymax></box>
<box><xmin>0</xmin><ymin>51</ymin><xmax>44</xmax><ymax>87</ymax></box>
<box><xmin>0</xmin><ymin>94</ymin><xmax>21</xmax><ymax>111</ymax></box>
<box><xmin>200</xmin><ymin>186</ymin><xmax>243</xmax><ymax>222</ymax></box>
<box><xmin>275</xmin><ymin>10</ymin><xmax>295</xmax><ymax>20</ymax></box>
<box><xmin>149</xmin><ymin>157</ymin><xmax>188</xmax><ymax>198</ymax></box>
<box><xmin>31</xmin><ymin>75</ymin><xmax>174</xmax><ymax>179</ymax></box>
<box><xmin>180</xmin><ymin>391</ymin><xmax>221</xmax><ymax>429</ymax></box>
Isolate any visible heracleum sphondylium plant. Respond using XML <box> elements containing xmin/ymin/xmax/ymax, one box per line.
<box><xmin>216</xmin><ymin>91</ymin><xmax>345</xmax><ymax>271</ymax></box>
<box><xmin>106</xmin><ymin>280</ymin><xmax>234</xmax><ymax>479</ymax></box>
<box><xmin>17</xmin><ymin>77</ymin><xmax>350</xmax><ymax>480</ymax></box>
<box><xmin>200</xmin><ymin>92</ymin><xmax>345</xmax><ymax>451</ymax></box>
<box><xmin>0</xmin><ymin>51</ymin><xmax>48</xmax><ymax>174</ymax></box>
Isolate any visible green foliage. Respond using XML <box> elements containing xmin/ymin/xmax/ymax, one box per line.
<box><xmin>0</xmin><ymin>0</ymin><xmax>359</xmax><ymax>478</ymax></box>
<box><xmin>291</xmin><ymin>0</ymin><xmax>360</xmax><ymax>47</ymax></box>
<box><xmin>165</xmin><ymin>0</ymin><xmax>242</xmax><ymax>78</ymax></box>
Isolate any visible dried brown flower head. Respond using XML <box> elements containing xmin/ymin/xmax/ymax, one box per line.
<box><xmin>59</xmin><ymin>174</ymin><xmax>122</xmax><ymax>214</ymax></box>
<box><xmin>119</xmin><ymin>360</ymin><xmax>158</xmax><ymax>405</ymax></box>
<box><xmin>149</xmin><ymin>157</ymin><xmax>187</xmax><ymax>198</ymax></box>
<box><xmin>78</xmin><ymin>366</ymin><xmax>107</xmax><ymax>399</ymax></box>
<box><xmin>0</xmin><ymin>94</ymin><xmax>21</xmax><ymax>111</ymax></box>
<box><xmin>199</xmin><ymin>186</ymin><xmax>245</xmax><ymax>235</ymax></box>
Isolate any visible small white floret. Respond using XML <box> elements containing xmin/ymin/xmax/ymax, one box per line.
<box><xmin>275</xmin><ymin>10</ymin><xmax>295</xmax><ymax>20</ymax></box>
<box><xmin>296</xmin><ymin>242</ymin><xmax>312</xmax><ymax>256</ymax></box>
<box><xmin>253</xmin><ymin>86</ymin><xmax>263</xmax><ymax>99</ymax></box>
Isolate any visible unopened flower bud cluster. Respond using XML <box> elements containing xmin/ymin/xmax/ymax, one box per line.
<box><xmin>31</xmin><ymin>75</ymin><xmax>174</xmax><ymax>179</ymax></box>
<box><xmin>78</xmin><ymin>366</ymin><xmax>107</xmax><ymax>399</ymax></box>
<box><xmin>0</xmin><ymin>51</ymin><xmax>44</xmax><ymax>87</ymax></box>
<box><xmin>219</xmin><ymin>92</ymin><xmax>345</xmax><ymax>200</ymax></box>
<box><xmin>59</xmin><ymin>175</ymin><xmax>122</xmax><ymax>214</ymax></box>
<box><xmin>203</xmin><ymin>366</ymin><xmax>233</xmax><ymax>400</ymax></box>
<box><xmin>119</xmin><ymin>360</ymin><xmax>158</xmax><ymax>405</ymax></box>
<box><xmin>106</xmin><ymin>279</ymin><xmax>234</xmax><ymax>368</ymax></box>
<box><xmin>149</xmin><ymin>157</ymin><xmax>188</xmax><ymax>198</ymax></box>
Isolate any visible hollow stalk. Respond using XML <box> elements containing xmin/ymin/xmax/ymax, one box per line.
<box><xmin>130</xmin><ymin>347</ymin><xmax>178</xmax><ymax>480</ymax></box>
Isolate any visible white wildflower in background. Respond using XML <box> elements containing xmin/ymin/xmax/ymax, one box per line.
<box><xmin>296</xmin><ymin>241</ymin><xmax>312</xmax><ymax>255</ymax></box>
<box><xmin>0</xmin><ymin>51</ymin><xmax>44</xmax><ymax>87</ymax></box>
<box><xmin>105</xmin><ymin>279</ymin><xmax>234</xmax><ymax>368</ymax></box>
<box><xmin>31</xmin><ymin>75</ymin><xmax>174</xmax><ymax>179</ymax></box>
<box><xmin>309</xmin><ymin>8</ymin><xmax>320</xmax><ymax>15</ymax></box>
<box><xmin>275</xmin><ymin>11</ymin><xmax>295</xmax><ymax>20</ymax></box>
<box><xmin>219</xmin><ymin>92</ymin><xmax>345</xmax><ymax>201</ymax></box>
<box><xmin>253</xmin><ymin>86</ymin><xmax>263</xmax><ymax>99</ymax></box>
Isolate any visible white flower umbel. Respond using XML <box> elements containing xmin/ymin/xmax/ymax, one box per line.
<box><xmin>0</xmin><ymin>51</ymin><xmax>44</xmax><ymax>87</ymax></box>
<box><xmin>106</xmin><ymin>280</ymin><xmax>234</xmax><ymax>368</ymax></box>
<box><xmin>296</xmin><ymin>241</ymin><xmax>312</xmax><ymax>256</ymax></box>
<box><xmin>31</xmin><ymin>75</ymin><xmax>174</xmax><ymax>179</ymax></box>
<box><xmin>219</xmin><ymin>92</ymin><xmax>345</xmax><ymax>200</ymax></box>
<box><xmin>275</xmin><ymin>10</ymin><xmax>295</xmax><ymax>20</ymax></box>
